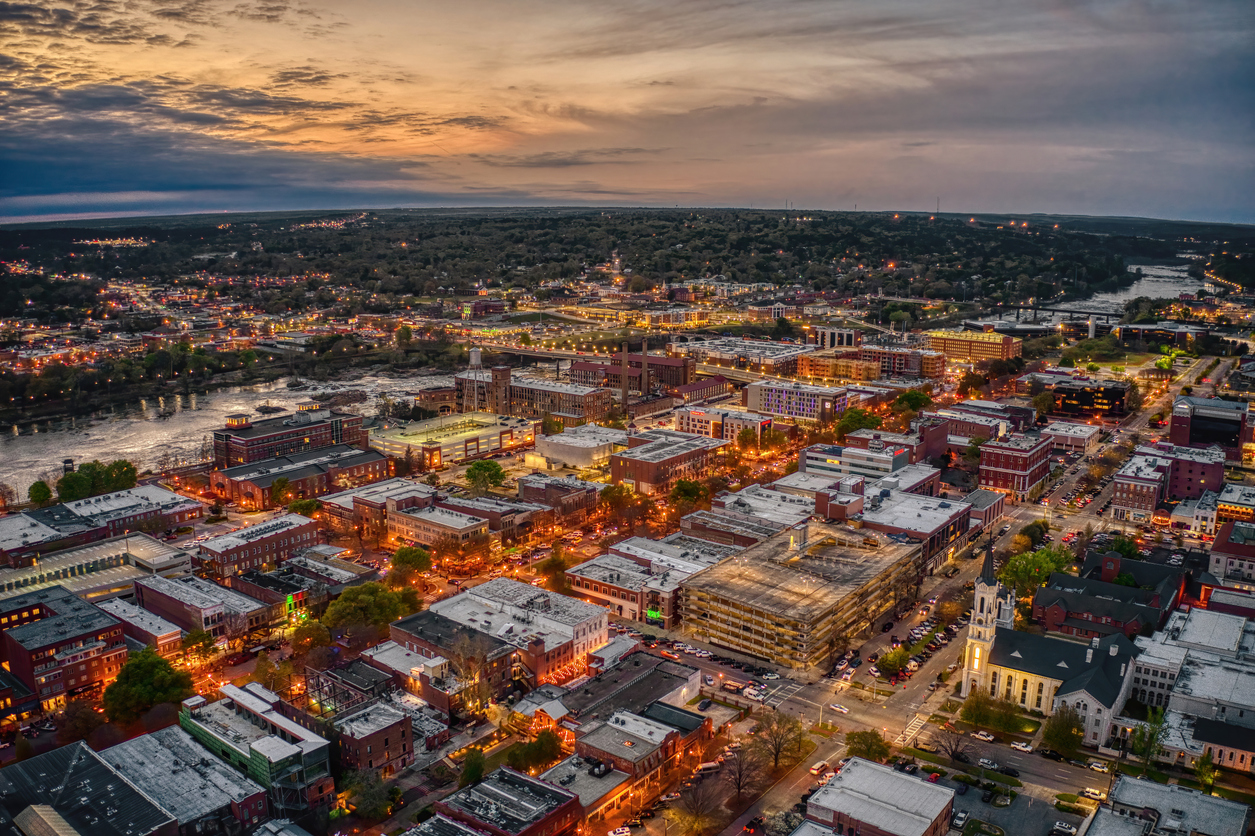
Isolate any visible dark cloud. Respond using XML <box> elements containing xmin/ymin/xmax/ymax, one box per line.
<box><xmin>471</xmin><ymin>148</ymin><xmax>668</xmax><ymax>168</ymax></box>
<box><xmin>269</xmin><ymin>65</ymin><xmax>347</xmax><ymax>87</ymax></box>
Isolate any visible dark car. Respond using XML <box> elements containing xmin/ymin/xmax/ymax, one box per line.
<box><xmin>882</xmin><ymin>622</ymin><xmax>894</xmax><ymax>632</ymax></box>
<box><xmin>639</xmin><ymin>811</ymin><xmax>656</xmax><ymax>820</ymax></box>
<box><xmin>998</xmin><ymin>766</ymin><xmax>1020</xmax><ymax>777</ymax></box>
<box><xmin>1039</xmin><ymin>748</ymin><xmax>1066</xmax><ymax>761</ymax></box>
<box><xmin>903</xmin><ymin>763</ymin><xmax>919</xmax><ymax>775</ymax></box>
<box><xmin>981</xmin><ymin>790</ymin><xmax>995</xmax><ymax>803</ymax></box>
<box><xmin>953</xmin><ymin>751</ymin><xmax>972</xmax><ymax>764</ymax></box>
<box><xmin>954</xmin><ymin>782</ymin><xmax>968</xmax><ymax>795</ymax></box>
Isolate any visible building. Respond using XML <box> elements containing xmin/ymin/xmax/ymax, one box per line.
<box><xmin>539</xmin><ymin>756</ymin><xmax>632</xmax><ymax>825</ymax></box>
<box><xmin>800</xmin><ymin>442</ymin><xmax>910</xmax><ymax>482</ymax></box>
<box><xmin>924</xmin><ymin>330</ymin><xmax>1021</xmax><ymax>362</ymax></box>
<box><xmin>389</xmin><ymin>610</ymin><xmax>519</xmax><ymax>713</ymax></box>
<box><xmin>0</xmin><ymin>532</ymin><xmax>192</xmax><ymax>605</ymax></box>
<box><xmin>387</xmin><ymin>505</ymin><xmax>489</xmax><ymax>549</ymax></box>
<box><xmin>612</xmin><ymin>352</ymin><xmax>695</xmax><ymax>388</ymax></box>
<box><xmin>566</xmin><ymin>554</ymin><xmax>685</xmax><ymax>627</ymax></box>
<box><xmin>434</xmin><ymin>767</ymin><xmax>582</xmax><ymax>836</ymax></box>
<box><xmin>0</xmin><ymin>743</ymin><xmax>178</xmax><ymax>836</ymax></box>
<box><xmin>1032</xmin><ymin>574</ymin><xmax>1167</xmax><ymax>640</ymax></box>
<box><xmin>213</xmin><ymin>403</ymin><xmax>367</xmax><ymax>468</ymax></box>
<box><xmin>797</xmin><ymin>351</ymin><xmax>883</xmax><ymax>382</ymax></box>
<box><xmin>1114</xmin><ymin>321</ymin><xmax>1209</xmax><ymax>349</ymax></box>
<box><xmin>430</xmin><ymin>579</ymin><xmax>609</xmax><ymax>686</ymax></box>
<box><xmin>0</xmin><ymin>586</ymin><xmax>125</xmax><ymax>709</ymax></box>
<box><xmin>609</xmin><ymin>430</ymin><xmax>730</xmax><ymax>496</ymax></box>
<box><xmin>369</xmin><ymin>413</ymin><xmax>538</xmax><ymax>470</ymax></box>
<box><xmin>1052</xmin><ymin>378</ymin><xmax>1131</xmax><ymax>418</ymax></box>
<box><xmin>743</xmin><ymin>380</ymin><xmax>848</xmax><ymax>423</ymax></box>
<box><xmin>530</xmin><ymin>423</ymin><xmax>629</xmax><ymax>469</ymax></box>
<box><xmin>1041</xmin><ymin>422</ymin><xmax>1101</xmax><ymax>454</ymax></box>
<box><xmin>857</xmin><ymin>345</ymin><xmax>946</xmax><ymax>379</ymax></box>
<box><xmin>317</xmin><ymin>478</ymin><xmax>438</xmax><ymax>535</ymax></box>
<box><xmin>1208</xmin><ymin>521</ymin><xmax>1255</xmax><ymax>589</ymax></box>
<box><xmin>211</xmin><ymin>445</ymin><xmax>389</xmax><ymax>510</ymax></box>
<box><xmin>1104</xmin><ymin>775</ymin><xmax>1249</xmax><ymax>836</ymax></box>
<box><xmin>99</xmin><ymin>726</ymin><xmax>270</xmax><ymax>836</ymax></box>
<box><xmin>670</xmin><ymin>375</ymin><xmax>733</xmax><ymax>404</ymax></box>
<box><xmin>674</xmin><ymin>406</ymin><xmax>772</xmax><ymax>442</ymax></box>
<box><xmin>1112</xmin><ymin>454</ymin><xmax>1173</xmax><ymax>523</ymax></box>
<box><xmin>745</xmin><ymin>300</ymin><xmax>801</xmax><ymax>320</ymax></box>
<box><xmin>944</xmin><ymin>399</ymin><xmax>1036</xmax><ymax>432</ymax></box>
<box><xmin>572</xmin><ymin>711</ymin><xmax>683</xmax><ymax>784</ymax></box>
<box><xmin>196</xmin><ymin>514</ymin><xmax>319</xmax><ymax>580</ymax></box>
<box><xmin>517</xmin><ymin>474</ymin><xmax>602</xmax><ymax>520</ymax></box>
<box><xmin>1170</xmin><ymin>396</ymin><xmax>1255</xmax><ymax>462</ymax></box>
<box><xmin>180</xmin><ymin>684</ymin><xmax>335</xmax><ymax>814</ymax></box>
<box><xmin>0</xmin><ymin>485</ymin><xmax>204</xmax><ymax>566</ymax></box>
<box><xmin>844</xmin><ymin>418</ymin><xmax>951</xmax><ymax>467</ymax></box>
<box><xmin>455</xmin><ymin>369</ymin><xmax>612</xmax><ymax>427</ymax></box>
<box><xmin>1112</xmin><ymin>444</ymin><xmax>1226</xmax><ymax>523</ymax></box>
<box><xmin>97</xmin><ymin>597</ymin><xmax>183</xmax><ymax>656</ymax></box>
<box><xmin>858</xmin><ymin>491</ymin><xmax>972</xmax><ymax>572</ymax></box>
<box><xmin>332</xmin><ymin>701</ymin><xmax>414</xmax><ymax>777</ymax></box>
<box><xmin>134</xmin><ymin>575</ymin><xmax>275</xmax><ymax>638</ymax></box>
<box><xmin>682</xmin><ymin>520</ymin><xmax>924</xmax><ymax>669</ymax></box>
<box><xmin>435</xmin><ymin>495</ymin><xmax>552</xmax><ymax>542</ymax></box>
<box><xmin>668</xmin><ymin>337</ymin><xmax>815</xmax><ymax>376</ymax></box>
<box><xmin>804</xmin><ymin>757</ymin><xmax>955</xmax><ymax>836</ymax></box>
<box><xmin>962</xmin><ymin>548</ymin><xmax>1139</xmax><ymax>746</ymax></box>
<box><xmin>569</xmin><ymin>361</ymin><xmax>653</xmax><ymax>394</ymax></box>
<box><xmin>809</xmin><ymin>327</ymin><xmax>863</xmax><ymax>349</ymax></box>
<box><xmin>978</xmin><ymin>433</ymin><xmax>1051</xmax><ymax>501</ymax></box>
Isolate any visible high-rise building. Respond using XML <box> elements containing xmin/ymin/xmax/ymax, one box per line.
<box><xmin>924</xmin><ymin>330</ymin><xmax>1022</xmax><ymax>362</ymax></box>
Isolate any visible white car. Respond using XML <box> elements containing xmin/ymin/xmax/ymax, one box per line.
<box><xmin>660</xmin><ymin>792</ymin><xmax>681</xmax><ymax>801</ymax></box>
<box><xmin>761</xmin><ymin>672</ymin><xmax>780</xmax><ymax>680</ymax></box>
<box><xmin>1011</xmin><ymin>741</ymin><xmax>1033</xmax><ymax>753</ymax></box>
<box><xmin>608</xmin><ymin>829</ymin><xmax>632</xmax><ymax>836</ymax></box>
<box><xmin>1081</xmin><ymin>788</ymin><xmax>1107</xmax><ymax>801</ymax></box>
<box><xmin>1053</xmin><ymin>824</ymin><xmax>1078</xmax><ymax>836</ymax></box>
<box><xmin>978</xmin><ymin>758</ymin><xmax>999</xmax><ymax>770</ymax></box>
<box><xmin>704</xmin><ymin>675</ymin><xmax>715</xmax><ymax>686</ymax></box>
<box><xmin>828</xmin><ymin>703</ymin><xmax>850</xmax><ymax>714</ymax></box>
<box><xmin>1088</xmin><ymin>761</ymin><xmax>1111</xmax><ymax>773</ymax></box>
<box><xmin>970</xmin><ymin>730</ymin><xmax>995</xmax><ymax>742</ymax></box>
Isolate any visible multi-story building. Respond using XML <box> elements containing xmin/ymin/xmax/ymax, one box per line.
<box><xmin>1170</xmin><ymin>396</ymin><xmax>1255</xmax><ymax>462</ymax></box>
<box><xmin>434</xmin><ymin>496</ymin><xmax>553</xmax><ymax>542</ymax></box>
<box><xmin>455</xmin><ymin>369</ymin><xmax>612</xmax><ymax>427</ymax></box>
<box><xmin>978</xmin><ymin>433</ymin><xmax>1051</xmax><ymax>500</ymax></box>
<box><xmin>1041</xmin><ymin>422</ymin><xmax>1101</xmax><ymax>454</ymax></box>
<box><xmin>517</xmin><ymin>474</ymin><xmax>603</xmax><ymax>520</ymax></box>
<box><xmin>317</xmin><ymin>478</ymin><xmax>438</xmax><ymax>535</ymax></box>
<box><xmin>609</xmin><ymin>430</ymin><xmax>730</xmax><ymax>496</ymax></box>
<box><xmin>332</xmin><ymin>701</ymin><xmax>414</xmax><ymax>777</ymax></box>
<box><xmin>195</xmin><ymin>514</ymin><xmax>319</xmax><ymax>580</ymax></box>
<box><xmin>213</xmin><ymin>403</ymin><xmax>367</xmax><ymax>468</ymax></box>
<box><xmin>1052</xmin><ymin>378</ymin><xmax>1131</xmax><ymax>418</ymax></box>
<box><xmin>389</xmin><ymin>610</ymin><xmax>520</xmax><ymax>713</ymax></box>
<box><xmin>682</xmin><ymin>520</ymin><xmax>924</xmax><ymax>670</ymax></box>
<box><xmin>743</xmin><ymin>380</ymin><xmax>848</xmax><ymax>422</ymax></box>
<box><xmin>369</xmin><ymin>413</ymin><xmax>538</xmax><ymax>470</ymax></box>
<box><xmin>808</xmin><ymin>327</ymin><xmax>862</xmax><ymax>349</ymax></box>
<box><xmin>97</xmin><ymin>597</ymin><xmax>183</xmax><ymax>657</ymax></box>
<box><xmin>797</xmin><ymin>351</ymin><xmax>882</xmax><ymax>382</ymax></box>
<box><xmin>668</xmin><ymin>338</ymin><xmax>815</xmax><ymax>376</ymax></box>
<box><xmin>1112</xmin><ymin>455</ymin><xmax>1171</xmax><ymax>523</ymax></box>
<box><xmin>1114</xmin><ymin>321</ymin><xmax>1208</xmax><ymax>349</ymax></box>
<box><xmin>800</xmin><ymin>441</ymin><xmax>909</xmax><ymax>482</ymax></box>
<box><xmin>1032</xmin><ymin>574</ymin><xmax>1168</xmax><ymax>640</ymax></box>
<box><xmin>673</xmin><ymin>406</ymin><xmax>772</xmax><ymax>442</ymax></box>
<box><xmin>745</xmin><ymin>300</ymin><xmax>801</xmax><ymax>321</ymax></box>
<box><xmin>134</xmin><ymin>575</ymin><xmax>275</xmax><ymax>638</ymax></box>
<box><xmin>1098</xmin><ymin>777</ymin><xmax>1249</xmax><ymax>836</ymax></box>
<box><xmin>0</xmin><ymin>586</ymin><xmax>126</xmax><ymax>709</ymax></box>
<box><xmin>844</xmin><ymin>416</ymin><xmax>951</xmax><ymax>465</ymax></box>
<box><xmin>1112</xmin><ymin>444</ymin><xmax>1226</xmax><ymax>523</ymax></box>
<box><xmin>857</xmin><ymin>345</ymin><xmax>946</xmax><ymax>379</ymax></box>
<box><xmin>612</xmin><ymin>352</ymin><xmax>695</xmax><ymax>388</ymax></box>
<box><xmin>0</xmin><ymin>531</ymin><xmax>192</xmax><ymax>606</ymax></box>
<box><xmin>386</xmin><ymin>505</ymin><xmax>490</xmax><ymax>549</ymax></box>
<box><xmin>805</xmin><ymin>757</ymin><xmax>955</xmax><ymax>836</ymax></box>
<box><xmin>930</xmin><ymin>408</ymin><xmax>1006</xmax><ymax>444</ymax></box>
<box><xmin>858</xmin><ymin>490</ymin><xmax>973</xmax><ymax>571</ymax></box>
<box><xmin>569</xmin><ymin>361</ymin><xmax>653</xmax><ymax>395</ymax></box>
<box><xmin>530</xmin><ymin>423</ymin><xmax>629</xmax><ymax>469</ymax></box>
<box><xmin>943</xmin><ymin>399</ymin><xmax>1036</xmax><ymax>432</ymax></box>
<box><xmin>180</xmin><ymin>684</ymin><xmax>335</xmax><ymax>814</ymax></box>
<box><xmin>924</xmin><ymin>330</ymin><xmax>1022</xmax><ymax>362</ymax></box>
<box><xmin>99</xmin><ymin>726</ymin><xmax>270</xmax><ymax>836</ymax></box>
<box><xmin>434</xmin><ymin>768</ymin><xmax>582</xmax><ymax>836</ymax></box>
<box><xmin>211</xmin><ymin>445</ymin><xmax>389</xmax><ymax>510</ymax></box>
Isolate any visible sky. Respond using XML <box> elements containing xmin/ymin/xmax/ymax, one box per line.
<box><xmin>2</xmin><ymin>0</ymin><xmax>1253</xmax><ymax>224</ymax></box>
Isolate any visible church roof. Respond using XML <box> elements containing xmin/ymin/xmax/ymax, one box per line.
<box><xmin>979</xmin><ymin>534</ymin><xmax>998</xmax><ymax>586</ymax></box>
<box><xmin>989</xmin><ymin>628</ymin><xmax>1138</xmax><ymax>709</ymax></box>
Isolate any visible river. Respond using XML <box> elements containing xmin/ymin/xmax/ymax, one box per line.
<box><xmin>1051</xmin><ymin>262</ymin><xmax>1204</xmax><ymax>315</ymax></box>
<box><xmin>0</xmin><ymin>374</ymin><xmax>421</xmax><ymax>494</ymax></box>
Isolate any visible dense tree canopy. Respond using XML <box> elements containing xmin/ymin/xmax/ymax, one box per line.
<box><xmin>103</xmin><ymin>647</ymin><xmax>194</xmax><ymax>725</ymax></box>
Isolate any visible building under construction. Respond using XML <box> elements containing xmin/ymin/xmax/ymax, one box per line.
<box><xmin>681</xmin><ymin>520</ymin><xmax>924</xmax><ymax>670</ymax></box>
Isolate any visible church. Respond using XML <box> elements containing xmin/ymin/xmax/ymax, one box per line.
<box><xmin>962</xmin><ymin>540</ymin><xmax>1140</xmax><ymax>748</ymax></box>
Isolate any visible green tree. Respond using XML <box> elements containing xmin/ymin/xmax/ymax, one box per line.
<box><xmin>772</xmin><ymin>316</ymin><xmax>798</xmax><ymax>339</ymax></box>
<box><xmin>539</xmin><ymin>550</ymin><xmax>569</xmax><ymax>593</ymax></box>
<box><xmin>252</xmin><ymin>651</ymin><xmax>293</xmax><ymax>692</ymax></box>
<box><xmin>291</xmin><ymin>620</ymin><xmax>332</xmax><ymax>657</ymax></box>
<box><xmin>835</xmin><ymin>407</ymin><xmax>882</xmax><ymax>441</ymax></box>
<box><xmin>963</xmin><ymin>436</ymin><xmax>987</xmax><ymax>466</ymax></box>
<box><xmin>1042</xmin><ymin>703</ymin><xmax>1084</xmax><ymax>757</ymax></box>
<box><xmin>961</xmin><ymin>688</ymin><xmax>994</xmax><ymax>729</ymax></box>
<box><xmin>56</xmin><ymin>699</ymin><xmax>106</xmax><ymax>744</ymax></box>
<box><xmin>14</xmin><ymin>734</ymin><xmax>34</xmax><ymax>762</ymax></box>
<box><xmin>395</xmin><ymin>324</ymin><xmax>413</xmax><ymax>347</ymax></box>
<box><xmin>600</xmin><ymin>483</ymin><xmax>635</xmax><ymax>512</ymax></box>
<box><xmin>1194</xmin><ymin>750</ymin><xmax>1218</xmax><ymax>793</ymax></box>
<box><xmin>27</xmin><ymin>480</ymin><xmax>52</xmax><ymax>506</ymax></box>
<box><xmin>1031</xmin><ymin>391</ymin><xmax>1055</xmax><ymax>417</ymax></box>
<box><xmin>998</xmin><ymin>545</ymin><xmax>1073</xmax><ymax>598</ymax></box>
<box><xmin>288</xmin><ymin>498</ymin><xmax>319</xmax><ymax>516</ymax></box>
<box><xmin>1086</xmin><ymin>363</ymin><xmax>1101</xmax><ymax>373</ymax></box>
<box><xmin>466</xmin><ymin>459</ymin><xmax>507</xmax><ymax>496</ymax></box>
<box><xmin>55</xmin><ymin>470</ymin><xmax>92</xmax><ymax>502</ymax></box>
<box><xmin>990</xmin><ymin>697</ymin><xmax>1023</xmax><ymax>735</ymax></box>
<box><xmin>669</xmin><ymin>479</ymin><xmax>708</xmax><ymax>505</ymax></box>
<box><xmin>269</xmin><ymin>477</ymin><xmax>291</xmax><ymax>506</ymax></box>
<box><xmin>893</xmin><ymin>389</ymin><xmax>932</xmax><ymax>413</ymax></box>
<box><xmin>344</xmin><ymin>769</ymin><xmax>394</xmax><ymax>819</ymax></box>
<box><xmin>391</xmin><ymin>545</ymin><xmax>432</xmax><ymax>575</ymax></box>
<box><xmin>845</xmin><ymin>729</ymin><xmax>891</xmax><ymax>763</ymax></box>
<box><xmin>876</xmin><ymin>647</ymin><xmax>911</xmax><ymax>677</ymax></box>
<box><xmin>1109</xmin><ymin>536</ymin><xmax>1141</xmax><ymax>561</ymax></box>
<box><xmin>736</xmin><ymin>426</ymin><xmax>759</xmax><ymax>449</ymax></box>
<box><xmin>103</xmin><ymin>647</ymin><xmax>194</xmax><ymax>725</ymax></box>
<box><xmin>751</xmin><ymin>709</ymin><xmax>804</xmax><ymax>769</ymax></box>
<box><xmin>323</xmin><ymin>582</ymin><xmax>407</xmax><ymax>631</ymax></box>
<box><xmin>1130</xmin><ymin>706</ymin><xmax>1169</xmax><ymax>768</ymax></box>
<box><xmin>182</xmin><ymin>629</ymin><xmax>217</xmax><ymax>662</ymax></box>
<box><xmin>460</xmin><ymin>747</ymin><xmax>486</xmax><ymax>787</ymax></box>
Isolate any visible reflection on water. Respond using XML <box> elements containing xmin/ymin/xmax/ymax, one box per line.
<box><xmin>1052</xmin><ymin>264</ymin><xmax>1203</xmax><ymax>315</ymax></box>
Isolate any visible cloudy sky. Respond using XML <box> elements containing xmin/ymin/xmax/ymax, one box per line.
<box><xmin>2</xmin><ymin>0</ymin><xmax>1252</xmax><ymax>223</ymax></box>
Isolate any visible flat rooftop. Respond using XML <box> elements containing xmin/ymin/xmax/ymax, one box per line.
<box><xmin>810</xmin><ymin>757</ymin><xmax>954</xmax><ymax>836</ymax></box>
<box><xmin>319</xmin><ymin>478</ymin><xmax>438</xmax><ymax>512</ymax></box>
<box><xmin>465</xmin><ymin>578</ymin><xmax>608</xmax><ymax>626</ymax></box>
<box><xmin>97</xmin><ymin>597</ymin><xmax>182</xmax><ymax>638</ymax></box>
<box><xmin>219</xmin><ymin>445</ymin><xmax>384</xmax><ymax>487</ymax></box>
<box><xmin>439</xmin><ymin>767</ymin><xmax>577</xmax><ymax>836</ymax></box>
<box><xmin>1042</xmin><ymin>422</ymin><xmax>1101</xmax><ymax>438</ymax></box>
<box><xmin>199</xmin><ymin>513</ymin><xmax>313</xmax><ymax>553</ymax></box>
<box><xmin>539</xmin><ymin>755</ymin><xmax>630</xmax><ymax>813</ymax></box>
<box><xmin>982</xmin><ymin>433</ymin><xmax>1048</xmax><ymax>451</ymax></box>
<box><xmin>683</xmin><ymin>521</ymin><xmax>919</xmax><ymax>622</ymax></box>
<box><xmin>2</xmin><ymin>586</ymin><xmax>119</xmax><ymax>649</ymax></box>
<box><xmin>676</xmin><ymin>337</ymin><xmax>816</xmax><ymax>360</ymax></box>
<box><xmin>138</xmin><ymin>575</ymin><xmax>268</xmax><ymax>615</ymax></box>
<box><xmin>747</xmin><ymin>379</ymin><xmax>847</xmax><ymax>397</ymax></box>
<box><xmin>1110</xmin><ymin>774</ymin><xmax>1248</xmax><ymax>836</ymax></box>
<box><xmin>613</xmin><ymin>430</ymin><xmax>728</xmax><ymax>463</ymax></box>
<box><xmin>537</xmin><ymin>423</ymin><xmax>628</xmax><ymax>448</ymax></box>
<box><xmin>860</xmin><ymin>492</ymin><xmax>969</xmax><ymax>535</ymax></box>
<box><xmin>578</xmin><ymin>712</ymin><xmax>673</xmax><ymax>763</ymax></box>
<box><xmin>371</xmin><ymin>412</ymin><xmax>536</xmax><ymax>446</ymax></box>
<box><xmin>714</xmin><ymin>484</ymin><xmax>814</xmax><ymax>526</ymax></box>
<box><xmin>334</xmin><ymin>701</ymin><xmax>407</xmax><ymax>739</ymax></box>
<box><xmin>217</xmin><ymin>409</ymin><xmax>348</xmax><ymax>438</ymax></box>
<box><xmin>100</xmin><ymin>726</ymin><xmax>265</xmax><ymax>824</ymax></box>
<box><xmin>396</xmin><ymin>506</ymin><xmax>488</xmax><ymax>531</ymax></box>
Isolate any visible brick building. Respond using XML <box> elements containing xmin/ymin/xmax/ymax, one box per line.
<box><xmin>924</xmin><ymin>330</ymin><xmax>1022</xmax><ymax>362</ymax></box>
<box><xmin>134</xmin><ymin>575</ymin><xmax>276</xmax><ymax>638</ymax></box>
<box><xmin>1032</xmin><ymin>573</ymin><xmax>1169</xmax><ymax>640</ymax></box>
<box><xmin>670</xmin><ymin>375</ymin><xmax>733</xmax><ymax>404</ymax></box>
<box><xmin>844</xmin><ymin>416</ymin><xmax>951</xmax><ymax>465</ymax></box>
<box><xmin>978</xmin><ymin>433</ymin><xmax>1051</xmax><ymax>501</ymax></box>
<box><xmin>390</xmin><ymin>610</ymin><xmax>521</xmax><ymax>709</ymax></box>
<box><xmin>333</xmin><ymin>702</ymin><xmax>414</xmax><ymax>777</ymax></box>
<box><xmin>435</xmin><ymin>768</ymin><xmax>582</xmax><ymax>836</ymax></box>
<box><xmin>1170</xmin><ymin>396</ymin><xmax>1255</xmax><ymax>462</ymax></box>
<box><xmin>97</xmin><ymin>597</ymin><xmax>183</xmax><ymax>657</ymax></box>
<box><xmin>195</xmin><ymin>514</ymin><xmax>319</xmax><ymax>580</ymax></box>
<box><xmin>612</xmin><ymin>352</ymin><xmax>695</xmax><ymax>388</ymax></box>
<box><xmin>212</xmin><ymin>404</ymin><xmax>367</xmax><ymax>468</ymax></box>
<box><xmin>386</xmin><ymin>505</ymin><xmax>489</xmax><ymax>549</ymax></box>
<box><xmin>456</xmin><ymin>369</ymin><xmax>612</xmax><ymax>427</ymax></box>
<box><xmin>569</xmin><ymin>361</ymin><xmax>653</xmax><ymax>394</ymax></box>
<box><xmin>805</xmin><ymin>757</ymin><xmax>954</xmax><ymax>836</ymax></box>
<box><xmin>517</xmin><ymin>474</ymin><xmax>602</xmax><ymax>520</ymax></box>
<box><xmin>609</xmin><ymin>430</ymin><xmax>730</xmax><ymax>496</ymax></box>
<box><xmin>857</xmin><ymin>345</ymin><xmax>946</xmax><ymax>379</ymax></box>
<box><xmin>318</xmin><ymin>478</ymin><xmax>438</xmax><ymax>535</ymax></box>
<box><xmin>212</xmin><ymin>445</ymin><xmax>389</xmax><ymax>510</ymax></box>
<box><xmin>797</xmin><ymin>351</ymin><xmax>883</xmax><ymax>382</ymax></box>
<box><xmin>0</xmin><ymin>586</ymin><xmax>125</xmax><ymax>709</ymax></box>
<box><xmin>674</xmin><ymin>406</ymin><xmax>772</xmax><ymax>441</ymax></box>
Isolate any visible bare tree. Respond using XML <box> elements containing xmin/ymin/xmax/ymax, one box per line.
<box><xmin>937</xmin><ymin>728</ymin><xmax>974</xmax><ymax>763</ymax></box>
<box><xmin>750</xmin><ymin>709</ymin><xmax>804</xmax><ymax>770</ymax></box>
<box><xmin>448</xmin><ymin>631</ymin><xmax>496</xmax><ymax>714</ymax></box>
<box><xmin>0</xmin><ymin>482</ymin><xmax>16</xmax><ymax>511</ymax></box>
<box><xmin>669</xmin><ymin>778</ymin><xmax>724</xmax><ymax>834</ymax></box>
<box><xmin>721</xmin><ymin>747</ymin><xmax>765</xmax><ymax>799</ymax></box>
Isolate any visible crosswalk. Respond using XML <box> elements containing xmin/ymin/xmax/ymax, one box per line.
<box><xmin>894</xmin><ymin>714</ymin><xmax>927</xmax><ymax>746</ymax></box>
<box><xmin>762</xmin><ymin>681</ymin><xmax>804</xmax><ymax>707</ymax></box>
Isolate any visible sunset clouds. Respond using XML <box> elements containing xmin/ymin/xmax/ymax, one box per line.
<box><xmin>2</xmin><ymin>0</ymin><xmax>1252</xmax><ymax>221</ymax></box>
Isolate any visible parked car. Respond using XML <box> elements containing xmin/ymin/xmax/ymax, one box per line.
<box><xmin>998</xmin><ymin>766</ymin><xmax>1020</xmax><ymax>777</ymax></box>
<box><xmin>971</xmin><ymin>730</ymin><xmax>995</xmax><ymax>742</ymax></box>
<box><xmin>608</xmin><ymin>829</ymin><xmax>632</xmax><ymax>836</ymax></box>
<box><xmin>954</xmin><ymin>782</ymin><xmax>968</xmax><ymax>795</ymax></box>
<box><xmin>1011</xmin><ymin>741</ymin><xmax>1033</xmax><ymax>753</ymax></box>
<box><xmin>1081</xmin><ymin>788</ymin><xmax>1107</xmax><ymax>801</ymax></box>
<box><xmin>951</xmin><ymin>811</ymin><xmax>970</xmax><ymax>829</ymax></box>
<box><xmin>1039</xmin><ymin>748</ymin><xmax>1066</xmax><ymax>762</ymax></box>
<box><xmin>1052</xmin><ymin>824</ymin><xmax>1078</xmax><ymax>836</ymax></box>
<box><xmin>1088</xmin><ymin>760</ymin><xmax>1111</xmax><ymax>773</ymax></box>
<box><xmin>981</xmin><ymin>789</ymin><xmax>995</xmax><ymax>803</ymax></box>
<box><xmin>978</xmin><ymin>758</ymin><xmax>999</xmax><ymax>770</ymax></box>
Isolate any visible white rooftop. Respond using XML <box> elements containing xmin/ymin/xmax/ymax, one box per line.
<box><xmin>860</xmin><ymin>492</ymin><xmax>970</xmax><ymax>535</ymax></box>
<box><xmin>319</xmin><ymin>478</ymin><xmax>437</xmax><ymax>511</ymax></box>
<box><xmin>808</xmin><ymin>757</ymin><xmax>954</xmax><ymax>836</ymax></box>
<box><xmin>1042</xmin><ymin>422</ymin><xmax>1102</xmax><ymax>438</ymax></box>
<box><xmin>199</xmin><ymin>514</ymin><xmax>313</xmax><ymax>554</ymax></box>
<box><xmin>334</xmin><ymin>701</ymin><xmax>407</xmax><ymax>739</ymax></box>
<box><xmin>396</xmin><ymin>505</ymin><xmax>488</xmax><ymax>531</ymax></box>
<box><xmin>537</xmin><ymin>423</ymin><xmax>628</xmax><ymax>448</ymax></box>
<box><xmin>97</xmin><ymin>597</ymin><xmax>182</xmax><ymax>638</ymax></box>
